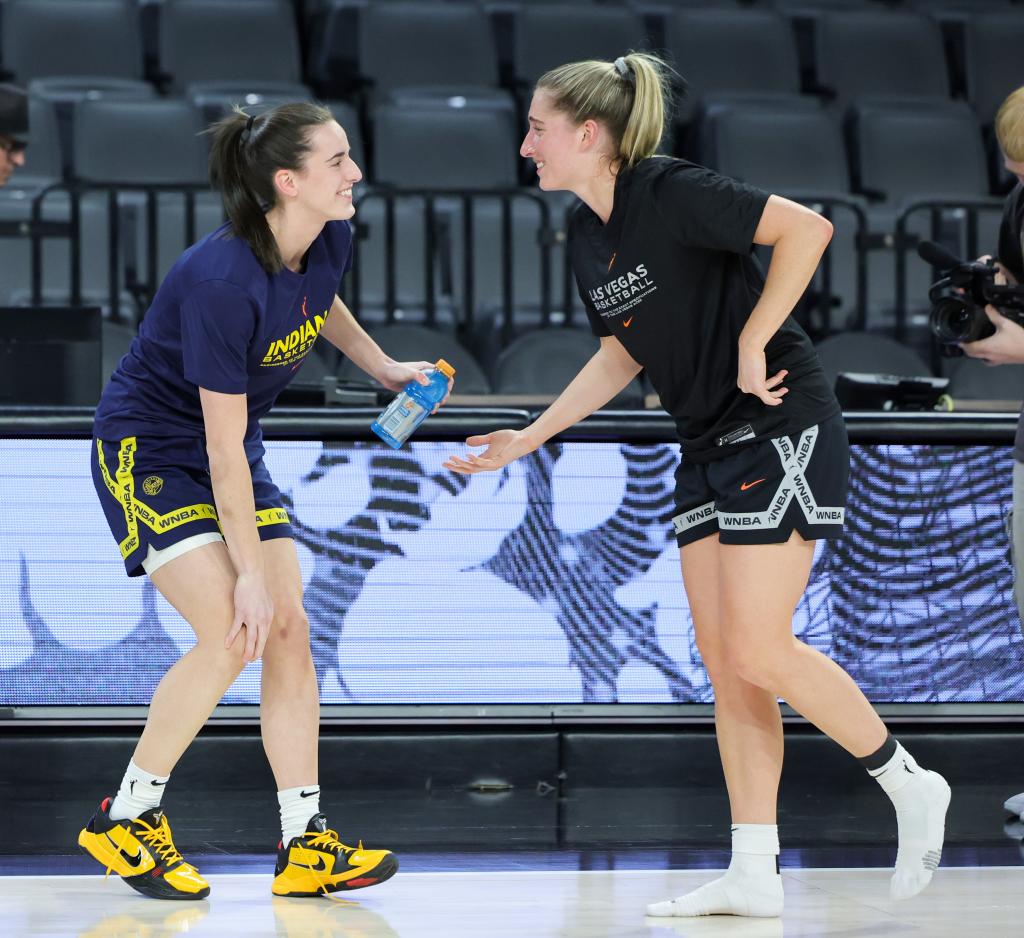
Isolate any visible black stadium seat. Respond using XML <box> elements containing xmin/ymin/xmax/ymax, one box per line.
<box><xmin>813</xmin><ymin>332</ymin><xmax>932</xmax><ymax>391</ymax></box>
<box><xmin>813</xmin><ymin>9</ymin><xmax>950</xmax><ymax>109</ymax></box>
<box><xmin>358</xmin><ymin>2</ymin><xmax>503</xmax><ymax>101</ymax></box>
<box><xmin>513</xmin><ymin>5</ymin><xmax>649</xmax><ymax>88</ymax></box>
<box><xmin>963</xmin><ymin>13</ymin><xmax>1024</xmax><ymax>127</ymax></box>
<box><xmin>158</xmin><ymin>0</ymin><xmax>304</xmax><ymax>94</ymax></box>
<box><xmin>851</xmin><ymin>100</ymin><xmax>997</xmax><ymax>328</ymax></box>
<box><xmin>666</xmin><ymin>9</ymin><xmax>802</xmax><ymax>101</ymax></box>
<box><xmin>494</xmin><ymin>327</ymin><xmax>644</xmax><ymax>404</ymax></box>
<box><xmin>946</xmin><ymin>357</ymin><xmax>1024</xmax><ymax>402</ymax></box>
<box><xmin>1</xmin><ymin>0</ymin><xmax>144</xmax><ymax>84</ymax></box>
<box><xmin>337</xmin><ymin>323</ymin><xmax>492</xmax><ymax>394</ymax></box>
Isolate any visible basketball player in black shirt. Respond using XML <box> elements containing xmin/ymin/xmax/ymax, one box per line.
<box><xmin>445</xmin><ymin>53</ymin><xmax>950</xmax><ymax>919</ymax></box>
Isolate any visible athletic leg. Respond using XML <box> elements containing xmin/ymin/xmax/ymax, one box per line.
<box><xmin>648</xmin><ymin>533</ymin><xmax>784</xmax><ymax>918</ymax></box>
<box><xmin>258</xmin><ymin>537</ymin><xmax>321</xmax><ymax>843</ymax></box>
<box><xmin>719</xmin><ymin>532</ymin><xmax>949</xmax><ymax>902</ymax></box>
<box><xmin>133</xmin><ymin>541</ymin><xmax>249</xmax><ymax>773</ymax></box>
<box><xmin>79</xmin><ymin>540</ymin><xmax>243</xmax><ymax>899</ymax></box>
<box><xmin>259</xmin><ymin>537</ymin><xmax>398</xmax><ymax>896</ymax></box>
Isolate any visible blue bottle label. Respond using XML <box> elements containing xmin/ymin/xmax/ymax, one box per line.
<box><xmin>377</xmin><ymin>393</ymin><xmax>426</xmax><ymax>443</ymax></box>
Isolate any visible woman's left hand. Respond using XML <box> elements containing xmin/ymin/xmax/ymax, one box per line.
<box><xmin>737</xmin><ymin>343</ymin><xmax>788</xmax><ymax>407</ymax></box>
<box><xmin>375</xmin><ymin>359</ymin><xmax>455</xmax><ymax>412</ymax></box>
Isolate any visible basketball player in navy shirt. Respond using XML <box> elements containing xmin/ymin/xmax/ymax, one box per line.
<box><xmin>80</xmin><ymin>104</ymin><xmax>447</xmax><ymax>899</ymax></box>
<box><xmin>445</xmin><ymin>55</ymin><xmax>950</xmax><ymax>918</ymax></box>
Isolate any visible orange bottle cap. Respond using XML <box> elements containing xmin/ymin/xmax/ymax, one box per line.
<box><xmin>435</xmin><ymin>358</ymin><xmax>456</xmax><ymax>378</ymax></box>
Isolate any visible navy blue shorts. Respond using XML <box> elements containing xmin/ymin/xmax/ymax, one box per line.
<box><xmin>91</xmin><ymin>435</ymin><xmax>293</xmax><ymax>577</ymax></box>
<box><xmin>672</xmin><ymin>413</ymin><xmax>849</xmax><ymax>548</ymax></box>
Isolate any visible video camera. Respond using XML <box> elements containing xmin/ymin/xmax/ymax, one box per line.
<box><xmin>919</xmin><ymin>241</ymin><xmax>1024</xmax><ymax>351</ymax></box>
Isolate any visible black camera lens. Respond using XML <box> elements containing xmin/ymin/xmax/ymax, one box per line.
<box><xmin>929</xmin><ymin>295</ymin><xmax>995</xmax><ymax>344</ymax></box>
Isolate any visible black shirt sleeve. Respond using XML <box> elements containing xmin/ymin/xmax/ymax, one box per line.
<box><xmin>650</xmin><ymin>161</ymin><xmax>771</xmax><ymax>255</ymax></box>
<box><xmin>997</xmin><ymin>184</ymin><xmax>1024</xmax><ymax>284</ymax></box>
<box><xmin>576</xmin><ymin>273</ymin><xmax>611</xmax><ymax>338</ymax></box>
<box><xmin>567</xmin><ymin>210</ymin><xmax>612</xmax><ymax>338</ymax></box>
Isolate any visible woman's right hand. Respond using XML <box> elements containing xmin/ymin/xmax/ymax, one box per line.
<box><xmin>443</xmin><ymin>429</ymin><xmax>536</xmax><ymax>475</ymax></box>
<box><xmin>225</xmin><ymin>571</ymin><xmax>274</xmax><ymax>662</ymax></box>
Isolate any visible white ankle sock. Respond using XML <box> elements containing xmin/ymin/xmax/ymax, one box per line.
<box><xmin>278</xmin><ymin>785</ymin><xmax>320</xmax><ymax>845</ymax></box>
<box><xmin>867</xmin><ymin>740</ymin><xmax>951</xmax><ymax>900</ymax></box>
<box><xmin>646</xmin><ymin>824</ymin><xmax>784</xmax><ymax>918</ymax></box>
<box><xmin>109</xmin><ymin>759</ymin><xmax>169</xmax><ymax>822</ymax></box>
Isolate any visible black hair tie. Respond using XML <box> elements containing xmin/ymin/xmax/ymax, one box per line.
<box><xmin>240</xmin><ymin>113</ymin><xmax>256</xmax><ymax>146</ymax></box>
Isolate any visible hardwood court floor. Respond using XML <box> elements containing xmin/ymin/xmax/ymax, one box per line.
<box><xmin>0</xmin><ymin>865</ymin><xmax>1020</xmax><ymax>938</ymax></box>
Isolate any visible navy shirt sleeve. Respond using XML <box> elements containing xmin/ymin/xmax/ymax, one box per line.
<box><xmin>180</xmin><ymin>279</ymin><xmax>258</xmax><ymax>394</ymax></box>
<box><xmin>652</xmin><ymin>162</ymin><xmax>770</xmax><ymax>255</ymax></box>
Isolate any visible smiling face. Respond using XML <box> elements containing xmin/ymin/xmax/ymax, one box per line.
<box><xmin>519</xmin><ymin>90</ymin><xmax>594</xmax><ymax>192</ymax></box>
<box><xmin>285</xmin><ymin>120</ymin><xmax>363</xmax><ymax>221</ymax></box>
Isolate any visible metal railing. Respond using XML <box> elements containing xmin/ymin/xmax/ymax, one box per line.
<box><xmin>349</xmin><ymin>187</ymin><xmax>555</xmax><ymax>343</ymax></box>
<box><xmin>0</xmin><ymin>181</ymin><xmax>1012</xmax><ymax>357</ymax></box>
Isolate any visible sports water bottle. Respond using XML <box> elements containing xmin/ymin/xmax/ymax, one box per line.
<box><xmin>371</xmin><ymin>359</ymin><xmax>456</xmax><ymax>449</ymax></box>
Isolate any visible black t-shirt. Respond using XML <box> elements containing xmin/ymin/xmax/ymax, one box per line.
<box><xmin>998</xmin><ymin>182</ymin><xmax>1024</xmax><ymax>284</ymax></box>
<box><xmin>996</xmin><ymin>184</ymin><xmax>1024</xmax><ymax>463</ymax></box>
<box><xmin>569</xmin><ymin>156</ymin><xmax>838</xmax><ymax>464</ymax></box>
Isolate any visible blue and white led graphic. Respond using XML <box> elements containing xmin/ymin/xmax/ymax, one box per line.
<box><xmin>0</xmin><ymin>439</ymin><xmax>1021</xmax><ymax>706</ymax></box>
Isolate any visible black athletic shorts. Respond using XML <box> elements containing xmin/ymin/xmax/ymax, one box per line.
<box><xmin>672</xmin><ymin>413</ymin><xmax>848</xmax><ymax>547</ymax></box>
<box><xmin>91</xmin><ymin>435</ymin><xmax>293</xmax><ymax>577</ymax></box>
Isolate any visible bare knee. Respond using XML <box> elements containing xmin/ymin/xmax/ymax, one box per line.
<box><xmin>266</xmin><ymin>603</ymin><xmax>312</xmax><ymax>666</ymax></box>
<box><xmin>727</xmin><ymin>639</ymin><xmax>796</xmax><ymax>692</ymax></box>
<box><xmin>698</xmin><ymin>642</ymin><xmax>733</xmax><ymax>689</ymax></box>
<box><xmin>195</xmin><ymin>636</ymin><xmax>248</xmax><ymax>679</ymax></box>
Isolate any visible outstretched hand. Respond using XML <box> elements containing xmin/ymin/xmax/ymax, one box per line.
<box><xmin>443</xmin><ymin>428</ymin><xmax>535</xmax><ymax>474</ymax></box>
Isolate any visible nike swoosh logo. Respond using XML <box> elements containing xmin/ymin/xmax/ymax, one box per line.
<box><xmin>300</xmin><ymin>789</ymin><xmax>320</xmax><ymax>798</ymax></box>
<box><xmin>623</xmin><ymin>317</ymin><xmax>633</xmax><ymax>328</ymax></box>
<box><xmin>607</xmin><ymin>252</ymin><xmax>617</xmax><ymax>272</ymax></box>
<box><xmin>298</xmin><ymin>856</ymin><xmax>329</xmax><ymax>872</ymax></box>
<box><xmin>740</xmin><ymin>478</ymin><xmax>766</xmax><ymax>491</ymax></box>
<box><xmin>151</xmin><ymin>779</ymin><xmax>166</xmax><ymax>787</ymax></box>
<box><xmin>105</xmin><ymin>833</ymin><xmax>143</xmax><ymax>867</ymax></box>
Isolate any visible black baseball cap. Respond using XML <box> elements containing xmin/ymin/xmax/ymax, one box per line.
<box><xmin>0</xmin><ymin>84</ymin><xmax>28</xmax><ymax>144</ymax></box>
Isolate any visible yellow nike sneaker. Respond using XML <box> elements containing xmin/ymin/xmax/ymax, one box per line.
<box><xmin>78</xmin><ymin>797</ymin><xmax>210</xmax><ymax>900</ymax></box>
<box><xmin>271</xmin><ymin>814</ymin><xmax>398</xmax><ymax>898</ymax></box>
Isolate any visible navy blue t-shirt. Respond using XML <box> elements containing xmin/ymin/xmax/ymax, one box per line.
<box><xmin>93</xmin><ymin>220</ymin><xmax>353</xmax><ymax>453</ymax></box>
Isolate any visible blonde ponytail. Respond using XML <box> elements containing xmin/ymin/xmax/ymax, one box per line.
<box><xmin>536</xmin><ymin>51</ymin><xmax>674</xmax><ymax>168</ymax></box>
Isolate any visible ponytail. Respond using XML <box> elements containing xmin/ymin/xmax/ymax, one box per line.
<box><xmin>206</xmin><ymin>102</ymin><xmax>334</xmax><ymax>274</ymax></box>
<box><xmin>536</xmin><ymin>52</ymin><xmax>675</xmax><ymax>169</ymax></box>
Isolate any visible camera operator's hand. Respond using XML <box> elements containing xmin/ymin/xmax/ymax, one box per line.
<box><xmin>961</xmin><ymin>303</ymin><xmax>1024</xmax><ymax>365</ymax></box>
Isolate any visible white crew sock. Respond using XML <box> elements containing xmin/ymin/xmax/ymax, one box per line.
<box><xmin>646</xmin><ymin>824</ymin><xmax>784</xmax><ymax>918</ymax></box>
<box><xmin>867</xmin><ymin>739</ymin><xmax>951</xmax><ymax>900</ymax></box>
<box><xmin>109</xmin><ymin>759</ymin><xmax>169</xmax><ymax>822</ymax></box>
<box><xmin>278</xmin><ymin>785</ymin><xmax>321</xmax><ymax>845</ymax></box>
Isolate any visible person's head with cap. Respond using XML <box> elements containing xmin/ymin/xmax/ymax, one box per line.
<box><xmin>0</xmin><ymin>84</ymin><xmax>29</xmax><ymax>187</ymax></box>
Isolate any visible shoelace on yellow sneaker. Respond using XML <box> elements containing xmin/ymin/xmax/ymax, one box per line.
<box><xmin>299</xmin><ymin>829</ymin><xmax>362</xmax><ymax>903</ymax></box>
<box><xmin>135</xmin><ymin>816</ymin><xmax>185</xmax><ymax>868</ymax></box>
<box><xmin>306</xmin><ymin>829</ymin><xmax>356</xmax><ymax>854</ymax></box>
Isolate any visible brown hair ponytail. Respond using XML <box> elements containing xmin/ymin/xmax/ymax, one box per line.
<box><xmin>207</xmin><ymin>102</ymin><xmax>334</xmax><ymax>273</ymax></box>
